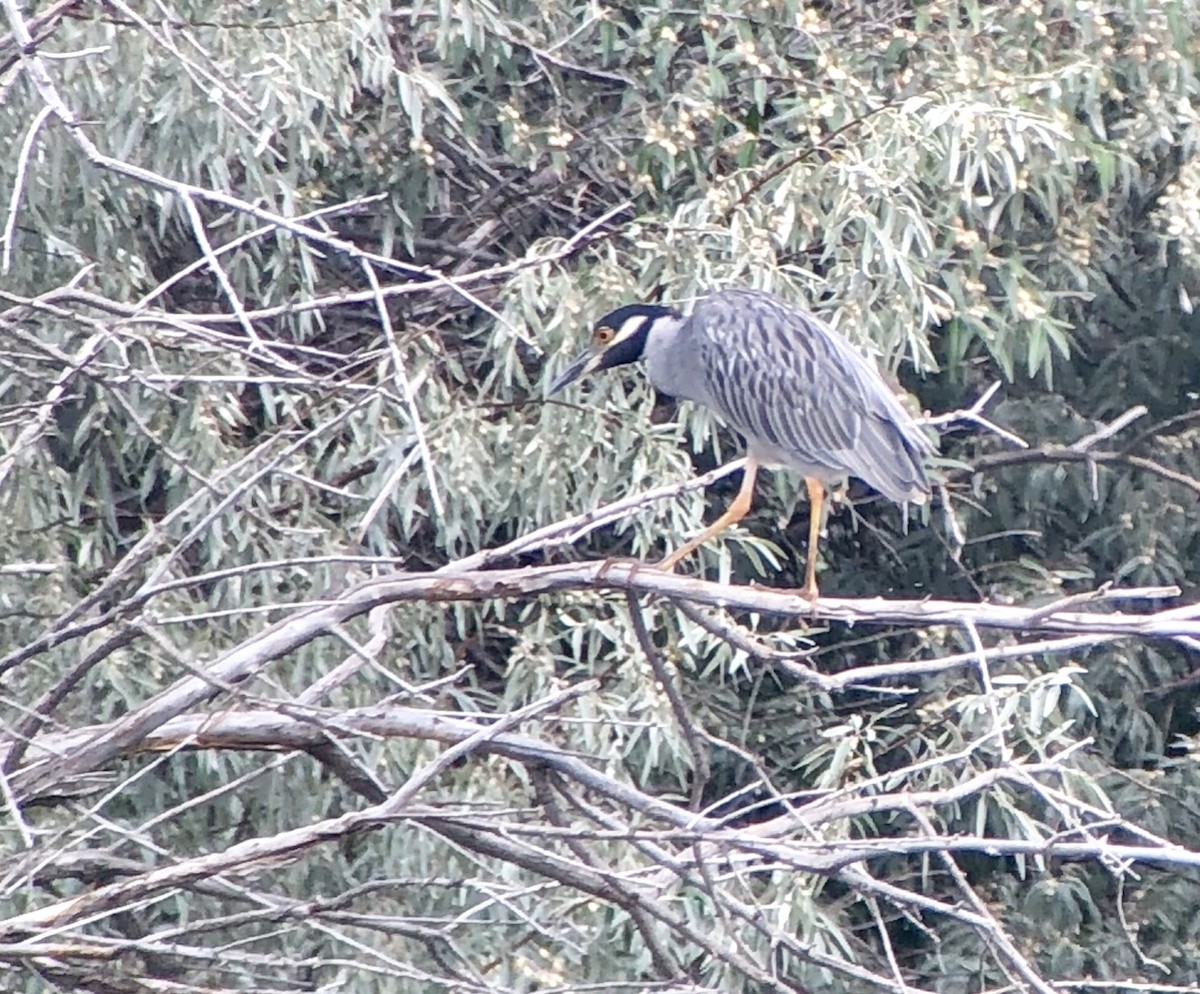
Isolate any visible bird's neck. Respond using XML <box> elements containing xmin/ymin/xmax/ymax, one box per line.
<box><xmin>643</xmin><ymin>312</ymin><xmax>697</xmax><ymax>400</ymax></box>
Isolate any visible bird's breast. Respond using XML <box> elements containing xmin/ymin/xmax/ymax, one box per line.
<box><xmin>643</xmin><ymin>335</ymin><xmax>709</xmax><ymax>404</ymax></box>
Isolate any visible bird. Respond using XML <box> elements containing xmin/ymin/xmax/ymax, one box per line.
<box><xmin>548</xmin><ymin>287</ymin><xmax>934</xmax><ymax>598</ymax></box>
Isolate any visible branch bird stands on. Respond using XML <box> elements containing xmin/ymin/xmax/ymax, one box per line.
<box><xmin>548</xmin><ymin>288</ymin><xmax>936</xmax><ymax>598</ymax></box>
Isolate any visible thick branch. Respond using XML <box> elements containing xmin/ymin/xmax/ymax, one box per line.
<box><xmin>3</xmin><ymin>705</ymin><xmax>693</xmax><ymax>830</ymax></box>
<box><xmin>0</xmin><ymin>685</ymin><xmax>588</xmax><ymax>934</ymax></box>
<box><xmin>6</xmin><ymin>563</ymin><xmax>1192</xmax><ymax>802</ymax></box>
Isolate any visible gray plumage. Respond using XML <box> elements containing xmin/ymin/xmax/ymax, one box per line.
<box><xmin>548</xmin><ymin>286</ymin><xmax>934</xmax><ymax>595</ymax></box>
<box><xmin>641</xmin><ymin>289</ymin><xmax>932</xmax><ymax>501</ymax></box>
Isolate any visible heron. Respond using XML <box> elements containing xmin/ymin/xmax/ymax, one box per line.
<box><xmin>549</xmin><ymin>288</ymin><xmax>933</xmax><ymax>598</ymax></box>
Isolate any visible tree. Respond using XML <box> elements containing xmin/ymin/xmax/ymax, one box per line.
<box><xmin>3</xmin><ymin>0</ymin><xmax>1200</xmax><ymax>991</ymax></box>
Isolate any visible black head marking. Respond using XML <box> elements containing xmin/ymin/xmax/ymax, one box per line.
<box><xmin>592</xmin><ymin>303</ymin><xmax>679</xmax><ymax>371</ymax></box>
<box><xmin>548</xmin><ymin>302</ymin><xmax>681</xmax><ymax>394</ymax></box>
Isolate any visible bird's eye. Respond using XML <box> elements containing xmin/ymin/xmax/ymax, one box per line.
<box><xmin>594</xmin><ymin>326</ymin><xmax>615</xmax><ymax>345</ymax></box>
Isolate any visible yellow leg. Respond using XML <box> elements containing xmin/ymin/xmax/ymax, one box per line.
<box><xmin>658</xmin><ymin>458</ymin><xmax>759</xmax><ymax>571</ymax></box>
<box><xmin>800</xmin><ymin>477</ymin><xmax>824</xmax><ymax>600</ymax></box>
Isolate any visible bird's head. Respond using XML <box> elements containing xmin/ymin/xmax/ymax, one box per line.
<box><xmin>548</xmin><ymin>303</ymin><xmax>681</xmax><ymax>395</ymax></box>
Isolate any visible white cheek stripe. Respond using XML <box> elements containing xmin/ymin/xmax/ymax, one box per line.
<box><xmin>617</xmin><ymin>315</ymin><xmax>645</xmax><ymax>342</ymax></box>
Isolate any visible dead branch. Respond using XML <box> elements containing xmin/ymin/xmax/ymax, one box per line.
<box><xmin>964</xmin><ymin>403</ymin><xmax>1200</xmax><ymax>500</ymax></box>
<box><xmin>0</xmin><ymin>684</ymin><xmax>592</xmax><ymax>934</ymax></box>
<box><xmin>971</xmin><ymin>445</ymin><xmax>1200</xmax><ymax>500</ymax></box>
<box><xmin>9</xmin><ymin>705</ymin><xmax>1199</xmax><ymax>879</ymax></box>
<box><xmin>5</xmin><ymin>560</ymin><xmax>1192</xmax><ymax>803</ymax></box>
<box><xmin>14</xmin><ymin>697</ymin><xmax>1198</xmax><ymax>994</ymax></box>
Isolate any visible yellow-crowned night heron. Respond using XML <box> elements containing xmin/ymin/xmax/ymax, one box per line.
<box><xmin>549</xmin><ymin>287</ymin><xmax>934</xmax><ymax>598</ymax></box>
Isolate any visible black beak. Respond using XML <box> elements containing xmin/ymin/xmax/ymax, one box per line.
<box><xmin>548</xmin><ymin>347</ymin><xmax>602</xmax><ymax>395</ymax></box>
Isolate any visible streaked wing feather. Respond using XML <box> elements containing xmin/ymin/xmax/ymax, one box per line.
<box><xmin>688</xmin><ymin>289</ymin><xmax>931</xmax><ymax>499</ymax></box>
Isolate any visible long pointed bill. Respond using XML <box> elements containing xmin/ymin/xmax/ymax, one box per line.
<box><xmin>548</xmin><ymin>348</ymin><xmax>602</xmax><ymax>395</ymax></box>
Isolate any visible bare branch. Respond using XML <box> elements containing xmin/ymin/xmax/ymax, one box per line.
<box><xmin>0</xmin><ymin>330</ymin><xmax>104</xmax><ymax>495</ymax></box>
<box><xmin>5</xmin><ymin>557</ymin><xmax>1191</xmax><ymax>803</ymax></box>
<box><xmin>626</xmin><ymin>591</ymin><xmax>711</xmax><ymax>810</ymax></box>
<box><xmin>921</xmin><ymin>380</ymin><xmax>1029</xmax><ymax>449</ymax></box>
<box><xmin>968</xmin><ymin>403</ymin><xmax>1200</xmax><ymax>499</ymax></box>
<box><xmin>1</xmin><ymin>684</ymin><xmax>593</xmax><ymax>934</ymax></box>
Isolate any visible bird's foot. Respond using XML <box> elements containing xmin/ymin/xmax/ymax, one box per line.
<box><xmin>789</xmin><ymin>580</ymin><xmax>820</xmax><ymax>619</ymax></box>
<box><xmin>596</xmin><ymin>556</ymin><xmax>646</xmax><ymax>583</ymax></box>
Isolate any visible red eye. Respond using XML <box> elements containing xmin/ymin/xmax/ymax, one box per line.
<box><xmin>595</xmin><ymin>326</ymin><xmax>615</xmax><ymax>345</ymax></box>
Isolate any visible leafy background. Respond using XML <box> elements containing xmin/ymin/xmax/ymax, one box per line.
<box><xmin>3</xmin><ymin>0</ymin><xmax>1200</xmax><ymax>991</ymax></box>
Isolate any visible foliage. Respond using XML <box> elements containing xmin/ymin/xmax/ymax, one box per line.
<box><xmin>2</xmin><ymin>0</ymin><xmax>1200</xmax><ymax>992</ymax></box>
